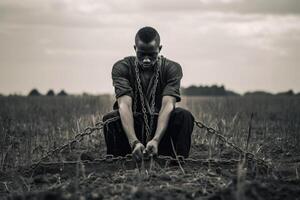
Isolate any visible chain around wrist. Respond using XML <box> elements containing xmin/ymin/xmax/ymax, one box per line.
<box><xmin>130</xmin><ymin>139</ymin><xmax>140</xmax><ymax>150</ymax></box>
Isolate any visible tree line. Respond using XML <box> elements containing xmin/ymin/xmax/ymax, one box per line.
<box><xmin>28</xmin><ymin>89</ymin><xmax>68</xmax><ymax>96</ymax></box>
<box><xmin>2</xmin><ymin>87</ymin><xmax>298</xmax><ymax>97</ymax></box>
<box><xmin>181</xmin><ymin>85</ymin><xmax>239</xmax><ymax>96</ymax></box>
<box><xmin>181</xmin><ymin>85</ymin><xmax>300</xmax><ymax>97</ymax></box>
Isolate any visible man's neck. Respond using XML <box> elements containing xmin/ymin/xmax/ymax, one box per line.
<box><xmin>138</xmin><ymin>62</ymin><xmax>156</xmax><ymax>72</ymax></box>
<box><xmin>140</xmin><ymin>65</ymin><xmax>155</xmax><ymax>72</ymax></box>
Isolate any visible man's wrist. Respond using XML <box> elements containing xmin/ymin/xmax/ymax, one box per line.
<box><xmin>129</xmin><ymin>139</ymin><xmax>140</xmax><ymax>150</ymax></box>
<box><xmin>152</xmin><ymin>137</ymin><xmax>160</xmax><ymax>144</ymax></box>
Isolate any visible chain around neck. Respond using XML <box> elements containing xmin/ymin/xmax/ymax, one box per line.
<box><xmin>134</xmin><ymin>56</ymin><xmax>161</xmax><ymax>142</ymax></box>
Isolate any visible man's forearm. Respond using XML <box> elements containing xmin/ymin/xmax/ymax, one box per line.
<box><xmin>152</xmin><ymin>102</ymin><xmax>174</xmax><ymax>143</ymax></box>
<box><xmin>119</xmin><ymin>105</ymin><xmax>138</xmax><ymax>145</ymax></box>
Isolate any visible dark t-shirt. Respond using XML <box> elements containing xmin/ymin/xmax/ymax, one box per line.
<box><xmin>111</xmin><ymin>56</ymin><xmax>183</xmax><ymax>113</ymax></box>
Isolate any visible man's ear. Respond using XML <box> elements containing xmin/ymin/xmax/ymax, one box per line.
<box><xmin>159</xmin><ymin>45</ymin><xmax>162</xmax><ymax>52</ymax></box>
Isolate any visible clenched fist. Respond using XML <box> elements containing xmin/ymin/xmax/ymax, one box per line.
<box><xmin>132</xmin><ymin>142</ymin><xmax>145</xmax><ymax>162</ymax></box>
<box><xmin>145</xmin><ymin>139</ymin><xmax>159</xmax><ymax>156</ymax></box>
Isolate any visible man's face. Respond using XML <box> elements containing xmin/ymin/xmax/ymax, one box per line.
<box><xmin>134</xmin><ymin>40</ymin><xmax>161</xmax><ymax>69</ymax></box>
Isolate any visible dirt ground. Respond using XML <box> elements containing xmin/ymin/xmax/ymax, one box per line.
<box><xmin>1</xmin><ymin>146</ymin><xmax>299</xmax><ymax>200</ymax></box>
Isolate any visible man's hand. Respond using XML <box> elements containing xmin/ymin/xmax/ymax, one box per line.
<box><xmin>145</xmin><ymin>139</ymin><xmax>159</xmax><ymax>156</ymax></box>
<box><xmin>132</xmin><ymin>142</ymin><xmax>145</xmax><ymax>162</ymax></box>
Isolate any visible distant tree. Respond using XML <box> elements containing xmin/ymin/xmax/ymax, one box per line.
<box><xmin>276</xmin><ymin>90</ymin><xmax>294</xmax><ymax>96</ymax></box>
<box><xmin>226</xmin><ymin>90</ymin><xmax>240</xmax><ymax>96</ymax></box>
<box><xmin>244</xmin><ymin>91</ymin><xmax>273</xmax><ymax>96</ymax></box>
<box><xmin>57</xmin><ymin>90</ymin><xmax>68</xmax><ymax>96</ymax></box>
<box><xmin>28</xmin><ymin>89</ymin><xmax>41</xmax><ymax>96</ymax></box>
<box><xmin>181</xmin><ymin>85</ymin><xmax>239</xmax><ymax>96</ymax></box>
<box><xmin>46</xmin><ymin>90</ymin><xmax>55</xmax><ymax>96</ymax></box>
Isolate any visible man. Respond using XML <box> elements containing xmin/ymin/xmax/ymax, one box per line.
<box><xmin>103</xmin><ymin>26</ymin><xmax>194</xmax><ymax>162</ymax></box>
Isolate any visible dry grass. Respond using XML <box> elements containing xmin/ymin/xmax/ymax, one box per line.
<box><xmin>1</xmin><ymin>95</ymin><xmax>299</xmax><ymax>169</ymax></box>
<box><xmin>180</xmin><ymin>96</ymin><xmax>300</xmax><ymax>161</ymax></box>
<box><xmin>0</xmin><ymin>95</ymin><xmax>112</xmax><ymax>169</ymax></box>
<box><xmin>0</xmin><ymin>95</ymin><xmax>300</xmax><ymax>199</ymax></box>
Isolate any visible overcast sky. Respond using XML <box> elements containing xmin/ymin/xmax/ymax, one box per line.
<box><xmin>1</xmin><ymin>0</ymin><xmax>300</xmax><ymax>95</ymax></box>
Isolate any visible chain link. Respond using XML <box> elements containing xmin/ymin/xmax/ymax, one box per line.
<box><xmin>31</xmin><ymin>119</ymin><xmax>270</xmax><ymax>172</ymax></box>
<box><xmin>33</xmin><ymin>122</ymin><xmax>103</xmax><ymax>167</ymax></box>
<box><xmin>31</xmin><ymin>154</ymin><xmax>267</xmax><ymax>174</ymax></box>
<box><xmin>149</xmin><ymin>58</ymin><xmax>161</xmax><ymax>133</ymax></box>
<box><xmin>134</xmin><ymin>57</ymin><xmax>160</xmax><ymax>142</ymax></box>
<box><xmin>194</xmin><ymin>121</ymin><xmax>270</xmax><ymax>169</ymax></box>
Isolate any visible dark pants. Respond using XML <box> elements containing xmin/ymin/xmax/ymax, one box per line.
<box><xmin>102</xmin><ymin>107</ymin><xmax>194</xmax><ymax>158</ymax></box>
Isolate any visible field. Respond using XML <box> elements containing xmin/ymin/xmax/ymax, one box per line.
<box><xmin>0</xmin><ymin>95</ymin><xmax>300</xmax><ymax>200</ymax></box>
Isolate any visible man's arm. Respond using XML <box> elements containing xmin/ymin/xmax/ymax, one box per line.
<box><xmin>153</xmin><ymin>96</ymin><xmax>176</xmax><ymax>142</ymax></box>
<box><xmin>145</xmin><ymin>96</ymin><xmax>176</xmax><ymax>155</ymax></box>
<box><xmin>117</xmin><ymin>95</ymin><xmax>138</xmax><ymax>145</ymax></box>
<box><xmin>111</xmin><ymin>59</ymin><xmax>145</xmax><ymax>161</ymax></box>
<box><xmin>118</xmin><ymin>95</ymin><xmax>145</xmax><ymax>161</ymax></box>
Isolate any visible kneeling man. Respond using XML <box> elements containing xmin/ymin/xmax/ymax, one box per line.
<box><xmin>103</xmin><ymin>26</ymin><xmax>194</xmax><ymax>162</ymax></box>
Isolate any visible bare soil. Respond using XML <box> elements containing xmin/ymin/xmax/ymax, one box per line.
<box><xmin>1</xmin><ymin>96</ymin><xmax>300</xmax><ymax>199</ymax></box>
<box><xmin>1</xmin><ymin>147</ymin><xmax>299</xmax><ymax>200</ymax></box>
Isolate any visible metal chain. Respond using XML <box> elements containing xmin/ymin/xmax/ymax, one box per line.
<box><xmin>135</xmin><ymin>64</ymin><xmax>151</xmax><ymax>142</ymax></box>
<box><xmin>32</xmin><ymin>154</ymin><xmax>269</xmax><ymax>175</ymax></box>
<box><xmin>148</xmin><ymin>58</ymin><xmax>161</xmax><ymax>135</ymax></box>
<box><xmin>30</xmin><ymin>108</ymin><xmax>270</xmax><ymax>171</ymax></box>
<box><xmin>194</xmin><ymin>120</ymin><xmax>270</xmax><ymax>169</ymax></box>
<box><xmin>133</xmin><ymin>82</ymin><xmax>138</xmax><ymax>113</ymax></box>
<box><xmin>38</xmin><ymin>154</ymin><xmax>240</xmax><ymax>164</ymax></box>
<box><xmin>33</xmin><ymin>121</ymin><xmax>104</xmax><ymax>167</ymax></box>
<box><xmin>134</xmin><ymin>58</ymin><xmax>160</xmax><ymax>142</ymax></box>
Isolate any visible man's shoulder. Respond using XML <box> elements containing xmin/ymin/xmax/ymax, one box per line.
<box><xmin>113</xmin><ymin>56</ymin><xmax>135</xmax><ymax>66</ymax></box>
<box><xmin>112</xmin><ymin>56</ymin><xmax>135</xmax><ymax>75</ymax></box>
<box><xmin>163</xmin><ymin>57</ymin><xmax>181</xmax><ymax>67</ymax></box>
<box><xmin>162</xmin><ymin>56</ymin><xmax>182</xmax><ymax>75</ymax></box>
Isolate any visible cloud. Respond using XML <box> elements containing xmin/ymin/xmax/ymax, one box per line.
<box><xmin>0</xmin><ymin>0</ymin><xmax>300</xmax><ymax>94</ymax></box>
<box><xmin>1</xmin><ymin>0</ymin><xmax>300</xmax><ymax>28</ymax></box>
<box><xmin>143</xmin><ymin>0</ymin><xmax>300</xmax><ymax>14</ymax></box>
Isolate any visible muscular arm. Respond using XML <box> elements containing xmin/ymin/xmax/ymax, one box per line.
<box><xmin>118</xmin><ymin>95</ymin><xmax>145</xmax><ymax>161</ymax></box>
<box><xmin>117</xmin><ymin>95</ymin><xmax>138</xmax><ymax>145</ymax></box>
<box><xmin>111</xmin><ymin>58</ymin><xmax>145</xmax><ymax>161</ymax></box>
<box><xmin>152</xmin><ymin>61</ymin><xmax>182</xmax><ymax>142</ymax></box>
<box><xmin>152</xmin><ymin>96</ymin><xmax>176</xmax><ymax>143</ymax></box>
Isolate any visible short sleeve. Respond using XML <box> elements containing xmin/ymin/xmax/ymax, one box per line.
<box><xmin>162</xmin><ymin>62</ymin><xmax>183</xmax><ymax>102</ymax></box>
<box><xmin>111</xmin><ymin>60</ymin><xmax>133</xmax><ymax>99</ymax></box>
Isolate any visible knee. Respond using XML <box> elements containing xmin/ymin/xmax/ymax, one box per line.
<box><xmin>172</xmin><ymin>107</ymin><xmax>194</xmax><ymax>122</ymax></box>
<box><xmin>102</xmin><ymin>110</ymin><xmax>120</xmax><ymax>122</ymax></box>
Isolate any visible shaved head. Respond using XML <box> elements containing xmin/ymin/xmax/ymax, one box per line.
<box><xmin>135</xmin><ymin>26</ymin><xmax>160</xmax><ymax>48</ymax></box>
